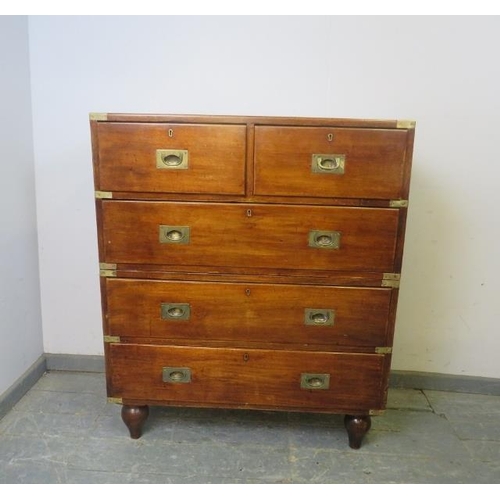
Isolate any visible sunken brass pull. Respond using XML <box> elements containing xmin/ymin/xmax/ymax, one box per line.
<box><xmin>308</xmin><ymin>230</ymin><xmax>341</xmax><ymax>249</ymax></box>
<box><xmin>156</xmin><ymin>149</ymin><xmax>189</xmax><ymax>169</ymax></box>
<box><xmin>159</xmin><ymin>225</ymin><xmax>190</xmax><ymax>244</ymax></box>
<box><xmin>304</xmin><ymin>308</ymin><xmax>335</xmax><ymax>326</ymax></box>
<box><xmin>161</xmin><ymin>303</ymin><xmax>191</xmax><ymax>321</ymax></box>
<box><xmin>300</xmin><ymin>373</ymin><xmax>330</xmax><ymax>390</ymax></box>
<box><xmin>311</xmin><ymin>154</ymin><xmax>345</xmax><ymax>174</ymax></box>
<box><xmin>162</xmin><ymin>367</ymin><xmax>191</xmax><ymax>384</ymax></box>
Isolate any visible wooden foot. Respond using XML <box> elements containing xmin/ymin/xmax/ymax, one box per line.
<box><xmin>344</xmin><ymin>414</ymin><xmax>371</xmax><ymax>449</ymax></box>
<box><xmin>121</xmin><ymin>405</ymin><xmax>149</xmax><ymax>439</ymax></box>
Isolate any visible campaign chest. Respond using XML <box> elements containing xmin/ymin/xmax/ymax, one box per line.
<box><xmin>91</xmin><ymin>113</ymin><xmax>415</xmax><ymax>448</ymax></box>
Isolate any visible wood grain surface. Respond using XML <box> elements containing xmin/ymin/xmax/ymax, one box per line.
<box><xmin>254</xmin><ymin>126</ymin><xmax>408</xmax><ymax>199</ymax></box>
<box><xmin>108</xmin><ymin>344</ymin><xmax>386</xmax><ymax>411</ymax></box>
<box><xmin>95</xmin><ymin>122</ymin><xmax>246</xmax><ymax>195</ymax></box>
<box><xmin>105</xmin><ymin>279</ymin><xmax>392</xmax><ymax>346</ymax></box>
<box><xmin>102</xmin><ymin>201</ymin><xmax>399</xmax><ymax>272</ymax></box>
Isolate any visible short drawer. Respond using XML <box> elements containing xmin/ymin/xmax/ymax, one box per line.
<box><xmin>254</xmin><ymin>126</ymin><xmax>408</xmax><ymax>199</ymax></box>
<box><xmin>105</xmin><ymin>279</ymin><xmax>392</xmax><ymax>347</ymax></box>
<box><xmin>101</xmin><ymin>201</ymin><xmax>399</xmax><ymax>272</ymax></box>
<box><xmin>94</xmin><ymin>122</ymin><xmax>246</xmax><ymax>195</ymax></box>
<box><xmin>107</xmin><ymin>344</ymin><xmax>386</xmax><ymax>411</ymax></box>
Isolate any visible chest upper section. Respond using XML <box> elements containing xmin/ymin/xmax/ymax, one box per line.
<box><xmin>91</xmin><ymin>114</ymin><xmax>414</xmax><ymax>203</ymax></box>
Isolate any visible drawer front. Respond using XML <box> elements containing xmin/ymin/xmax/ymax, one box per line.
<box><xmin>254</xmin><ymin>126</ymin><xmax>408</xmax><ymax>199</ymax></box>
<box><xmin>108</xmin><ymin>344</ymin><xmax>386</xmax><ymax>411</ymax></box>
<box><xmin>95</xmin><ymin>122</ymin><xmax>246</xmax><ymax>195</ymax></box>
<box><xmin>106</xmin><ymin>279</ymin><xmax>392</xmax><ymax>347</ymax></box>
<box><xmin>102</xmin><ymin>201</ymin><xmax>399</xmax><ymax>272</ymax></box>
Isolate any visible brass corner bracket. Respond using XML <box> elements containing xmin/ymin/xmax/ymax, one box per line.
<box><xmin>95</xmin><ymin>191</ymin><xmax>113</xmax><ymax>199</ymax></box>
<box><xmin>104</xmin><ymin>335</ymin><xmax>121</xmax><ymax>344</ymax></box>
<box><xmin>369</xmin><ymin>409</ymin><xmax>385</xmax><ymax>416</ymax></box>
<box><xmin>99</xmin><ymin>262</ymin><xmax>117</xmax><ymax>278</ymax></box>
<box><xmin>396</xmin><ymin>120</ymin><xmax>416</xmax><ymax>129</ymax></box>
<box><xmin>381</xmin><ymin>273</ymin><xmax>400</xmax><ymax>288</ymax></box>
<box><xmin>90</xmin><ymin>112</ymin><xmax>108</xmax><ymax>121</ymax></box>
<box><xmin>389</xmin><ymin>199</ymin><xmax>409</xmax><ymax>208</ymax></box>
<box><xmin>375</xmin><ymin>347</ymin><xmax>393</xmax><ymax>354</ymax></box>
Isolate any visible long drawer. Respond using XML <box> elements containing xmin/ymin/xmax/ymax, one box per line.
<box><xmin>105</xmin><ymin>279</ymin><xmax>392</xmax><ymax>347</ymax></box>
<box><xmin>254</xmin><ymin>126</ymin><xmax>408</xmax><ymax>199</ymax></box>
<box><xmin>107</xmin><ymin>344</ymin><xmax>387</xmax><ymax>411</ymax></box>
<box><xmin>101</xmin><ymin>201</ymin><xmax>399</xmax><ymax>272</ymax></box>
<box><xmin>94</xmin><ymin>122</ymin><xmax>246</xmax><ymax>195</ymax></box>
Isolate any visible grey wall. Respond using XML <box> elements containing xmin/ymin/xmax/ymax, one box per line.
<box><xmin>23</xmin><ymin>16</ymin><xmax>500</xmax><ymax>378</ymax></box>
<box><xmin>0</xmin><ymin>16</ymin><xmax>43</xmax><ymax>396</ymax></box>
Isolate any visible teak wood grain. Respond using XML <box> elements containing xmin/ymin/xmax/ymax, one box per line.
<box><xmin>95</xmin><ymin>122</ymin><xmax>246</xmax><ymax>195</ymax></box>
<box><xmin>103</xmin><ymin>267</ymin><xmax>396</xmax><ymax>287</ymax></box>
<box><xmin>105</xmin><ymin>279</ymin><xmax>392</xmax><ymax>347</ymax></box>
<box><xmin>254</xmin><ymin>126</ymin><xmax>408</xmax><ymax>199</ymax></box>
<box><xmin>107</xmin><ymin>344</ymin><xmax>386</xmax><ymax>411</ymax></box>
<box><xmin>101</xmin><ymin>201</ymin><xmax>400</xmax><ymax>272</ymax></box>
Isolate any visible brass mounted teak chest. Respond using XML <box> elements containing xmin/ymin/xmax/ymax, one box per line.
<box><xmin>91</xmin><ymin>113</ymin><xmax>415</xmax><ymax>448</ymax></box>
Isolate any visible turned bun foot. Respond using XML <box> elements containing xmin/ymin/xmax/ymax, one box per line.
<box><xmin>344</xmin><ymin>414</ymin><xmax>372</xmax><ymax>449</ymax></box>
<box><xmin>121</xmin><ymin>405</ymin><xmax>149</xmax><ymax>439</ymax></box>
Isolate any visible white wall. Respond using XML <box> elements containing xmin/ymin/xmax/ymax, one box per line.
<box><xmin>29</xmin><ymin>16</ymin><xmax>500</xmax><ymax>378</ymax></box>
<box><xmin>0</xmin><ymin>16</ymin><xmax>43</xmax><ymax>396</ymax></box>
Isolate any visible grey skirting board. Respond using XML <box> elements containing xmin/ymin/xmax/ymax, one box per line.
<box><xmin>0</xmin><ymin>355</ymin><xmax>46</xmax><ymax>421</ymax></box>
<box><xmin>389</xmin><ymin>370</ymin><xmax>500</xmax><ymax>396</ymax></box>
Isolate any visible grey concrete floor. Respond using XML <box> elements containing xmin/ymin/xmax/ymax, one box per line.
<box><xmin>0</xmin><ymin>371</ymin><xmax>499</xmax><ymax>483</ymax></box>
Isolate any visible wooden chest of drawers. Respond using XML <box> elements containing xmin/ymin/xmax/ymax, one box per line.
<box><xmin>91</xmin><ymin>113</ymin><xmax>415</xmax><ymax>448</ymax></box>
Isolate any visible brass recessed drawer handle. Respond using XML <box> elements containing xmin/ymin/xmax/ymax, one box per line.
<box><xmin>162</xmin><ymin>367</ymin><xmax>192</xmax><ymax>384</ymax></box>
<box><xmin>308</xmin><ymin>230</ymin><xmax>341</xmax><ymax>249</ymax></box>
<box><xmin>156</xmin><ymin>149</ymin><xmax>189</xmax><ymax>169</ymax></box>
<box><xmin>159</xmin><ymin>225</ymin><xmax>190</xmax><ymax>244</ymax></box>
<box><xmin>300</xmin><ymin>373</ymin><xmax>330</xmax><ymax>390</ymax></box>
<box><xmin>311</xmin><ymin>154</ymin><xmax>345</xmax><ymax>174</ymax></box>
<box><xmin>304</xmin><ymin>308</ymin><xmax>335</xmax><ymax>326</ymax></box>
<box><xmin>161</xmin><ymin>303</ymin><xmax>191</xmax><ymax>321</ymax></box>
